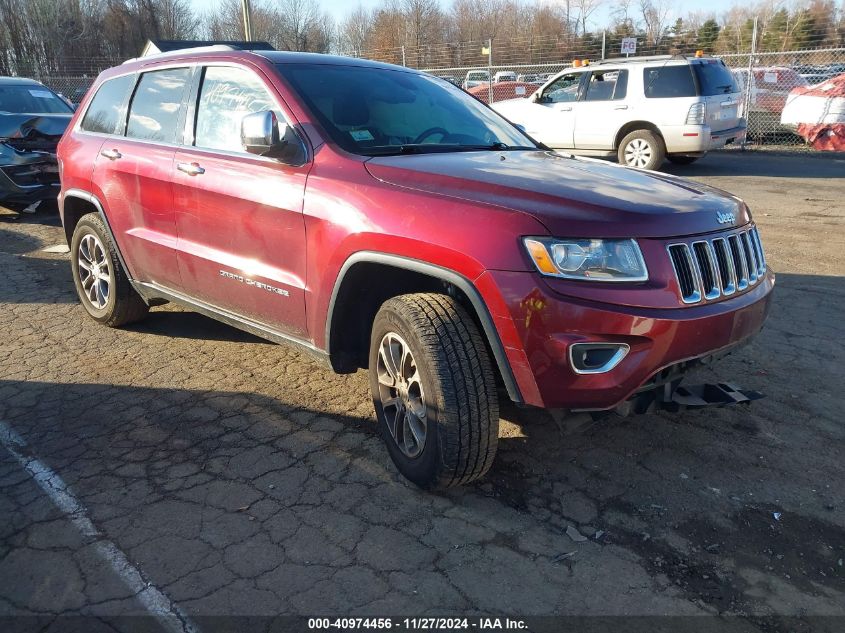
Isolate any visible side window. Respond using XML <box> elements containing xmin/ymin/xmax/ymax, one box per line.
<box><xmin>584</xmin><ymin>70</ymin><xmax>628</xmax><ymax>102</ymax></box>
<box><xmin>644</xmin><ymin>65</ymin><xmax>697</xmax><ymax>98</ymax></box>
<box><xmin>194</xmin><ymin>66</ymin><xmax>280</xmax><ymax>152</ymax></box>
<box><xmin>126</xmin><ymin>68</ymin><xmax>190</xmax><ymax>143</ymax></box>
<box><xmin>80</xmin><ymin>74</ymin><xmax>135</xmax><ymax>134</ymax></box>
<box><xmin>542</xmin><ymin>73</ymin><xmax>583</xmax><ymax>103</ymax></box>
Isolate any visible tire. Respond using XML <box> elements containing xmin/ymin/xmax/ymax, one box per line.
<box><xmin>368</xmin><ymin>293</ymin><xmax>499</xmax><ymax>490</ymax></box>
<box><xmin>70</xmin><ymin>214</ymin><xmax>149</xmax><ymax>327</ymax></box>
<box><xmin>667</xmin><ymin>155</ymin><xmax>700</xmax><ymax>165</ymax></box>
<box><xmin>617</xmin><ymin>129</ymin><xmax>666</xmax><ymax>170</ymax></box>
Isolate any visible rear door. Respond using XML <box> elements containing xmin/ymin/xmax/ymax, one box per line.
<box><xmin>91</xmin><ymin>67</ymin><xmax>191</xmax><ymax>290</ymax></box>
<box><xmin>692</xmin><ymin>60</ymin><xmax>742</xmax><ymax>132</ymax></box>
<box><xmin>572</xmin><ymin>68</ymin><xmax>629</xmax><ymax>149</ymax></box>
<box><xmin>172</xmin><ymin>64</ymin><xmax>309</xmax><ymax>337</ymax></box>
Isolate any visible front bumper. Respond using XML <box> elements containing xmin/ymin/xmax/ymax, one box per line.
<box><xmin>482</xmin><ymin>269</ymin><xmax>774</xmax><ymax>410</ymax></box>
<box><xmin>662</xmin><ymin>123</ymin><xmax>747</xmax><ymax>154</ymax></box>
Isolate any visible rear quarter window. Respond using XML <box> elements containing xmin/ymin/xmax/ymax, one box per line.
<box><xmin>693</xmin><ymin>61</ymin><xmax>739</xmax><ymax>96</ymax></box>
<box><xmin>643</xmin><ymin>65</ymin><xmax>697</xmax><ymax>98</ymax></box>
<box><xmin>81</xmin><ymin>74</ymin><xmax>136</xmax><ymax>134</ymax></box>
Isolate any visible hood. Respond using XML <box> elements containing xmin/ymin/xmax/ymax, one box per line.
<box><xmin>0</xmin><ymin>113</ymin><xmax>72</xmax><ymax>150</ymax></box>
<box><xmin>364</xmin><ymin>150</ymin><xmax>750</xmax><ymax>238</ymax></box>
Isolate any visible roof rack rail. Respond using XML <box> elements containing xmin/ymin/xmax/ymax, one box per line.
<box><xmin>593</xmin><ymin>54</ymin><xmax>691</xmax><ymax>65</ymax></box>
<box><xmin>123</xmin><ymin>44</ymin><xmax>239</xmax><ymax>65</ymax></box>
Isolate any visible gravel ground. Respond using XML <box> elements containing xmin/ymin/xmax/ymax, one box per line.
<box><xmin>0</xmin><ymin>151</ymin><xmax>842</xmax><ymax>630</ymax></box>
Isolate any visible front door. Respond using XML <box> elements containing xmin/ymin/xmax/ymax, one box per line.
<box><xmin>528</xmin><ymin>71</ymin><xmax>586</xmax><ymax>148</ymax></box>
<box><xmin>172</xmin><ymin>64</ymin><xmax>309</xmax><ymax>338</ymax></box>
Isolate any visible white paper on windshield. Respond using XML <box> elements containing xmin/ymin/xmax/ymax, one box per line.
<box><xmin>763</xmin><ymin>72</ymin><xmax>778</xmax><ymax>84</ymax></box>
<box><xmin>350</xmin><ymin>129</ymin><xmax>375</xmax><ymax>141</ymax></box>
<box><xmin>29</xmin><ymin>89</ymin><xmax>55</xmax><ymax>99</ymax></box>
<box><xmin>515</xmin><ymin>86</ymin><xmax>526</xmax><ymax>96</ymax></box>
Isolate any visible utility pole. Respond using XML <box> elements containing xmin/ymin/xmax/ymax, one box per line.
<box><xmin>241</xmin><ymin>0</ymin><xmax>253</xmax><ymax>42</ymax></box>
<box><xmin>741</xmin><ymin>16</ymin><xmax>758</xmax><ymax>150</ymax></box>
<box><xmin>487</xmin><ymin>38</ymin><xmax>493</xmax><ymax>105</ymax></box>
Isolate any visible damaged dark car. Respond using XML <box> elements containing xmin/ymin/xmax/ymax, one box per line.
<box><xmin>0</xmin><ymin>77</ymin><xmax>73</xmax><ymax>207</ymax></box>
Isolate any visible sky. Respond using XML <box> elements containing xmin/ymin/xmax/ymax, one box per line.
<box><xmin>188</xmin><ymin>0</ymin><xmax>740</xmax><ymax>31</ymax></box>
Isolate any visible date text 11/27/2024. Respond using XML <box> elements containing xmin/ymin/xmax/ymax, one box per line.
<box><xmin>307</xmin><ymin>618</ymin><xmax>529</xmax><ymax>630</ymax></box>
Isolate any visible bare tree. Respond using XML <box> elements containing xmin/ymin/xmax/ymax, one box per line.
<box><xmin>639</xmin><ymin>0</ymin><xmax>671</xmax><ymax>45</ymax></box>
<box><xmin>339</xmin><ymin>5</ymin><xmax>374</xmax><ymax>54</ymax></box>
<box><xmin>572</xmin><ymin>0</ymin><xmax>603</xmax><ymax>35</ymax></box>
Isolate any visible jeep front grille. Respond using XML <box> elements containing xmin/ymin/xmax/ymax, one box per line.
<box><xmin>667</xmin><ymin>226</ymin><xmax>766</xmax><ymax>304</ymax></box>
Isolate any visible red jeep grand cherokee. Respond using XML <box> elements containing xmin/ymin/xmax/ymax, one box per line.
<box><xmin>57</xmin><ymin>49</ymin><xmax>774</xmax><ymax>489</ymax></box>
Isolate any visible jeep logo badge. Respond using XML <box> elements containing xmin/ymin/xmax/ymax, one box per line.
<box><xmin>716</xmin><ymin>211</ymin><xmax>736</xmax><ymax>225</ymax></box>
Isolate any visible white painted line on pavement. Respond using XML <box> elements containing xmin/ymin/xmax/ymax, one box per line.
<box><xmin>0</xmin><ymin>420</ymin><xmax>201</xmax><ymax>633</ymax></box>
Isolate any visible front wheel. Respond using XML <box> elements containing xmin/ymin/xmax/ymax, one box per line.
<box><xmin>618</xmin><ymin>129</ymin><xmax>666</xmax><ymax>170</ymax></box>
<box><xmin>369</xmin><ymin>293</ymin><xmax>499</xmax><ymax>490</ymax></box>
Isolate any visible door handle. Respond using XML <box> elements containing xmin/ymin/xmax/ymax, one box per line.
<box><xmin>100</xmin><ymin>148</ymin><xmax>121</xmax><ymax>160</ymax></box>
<box><xmin>613</xmin><ymin>105</ymin><xmax>629</xmax><ymax>110</ymax></box>
<box><xmin>560</xmin><ymin>106</ymin><xmax>573</xmax><ymax>111</ymax></box>
<box><xmin>177</xmin><ymin>162</ymin><xmax>205</xmax><ymax>176</ymax></box>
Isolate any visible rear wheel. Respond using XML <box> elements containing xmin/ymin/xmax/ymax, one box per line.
<box><xmin>618</xmin><ymin>129</ymin><xmax>665</xmax><ymax>170</ymax></box>
<box><xmin>667</xmin><ymin>155</ymin><xmax>701</xmax><ymax>165</ymax></box>
<box><xmin>70</xmin><ymin>214</ymin><xmax>149</xmax><ymax>327</ymax></box>
<box><xmin>368</xmin><ymin>293</ymin><xmax>499</xmax><ymax>490</ymax></box>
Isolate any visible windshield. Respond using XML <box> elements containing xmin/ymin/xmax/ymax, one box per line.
<box><xmin>277</xmin><ymin>63</ymin><xmax>537</xmax><ymax>156</ymax></box>
<box><xmin>0</xmin><ymin>84</ymin><xmax>72</xmax><ymax>114</ymax></box>
<box><xmin>693</xmin><ymin>61</ymin><xmax>739</xmax><ymax>96</ymax></box>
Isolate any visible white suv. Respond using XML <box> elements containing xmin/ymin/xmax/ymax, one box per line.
<box><xmin>493</xmin><ymin>55</ymin><xmax>746</xmax><ymax>170</ymax></box>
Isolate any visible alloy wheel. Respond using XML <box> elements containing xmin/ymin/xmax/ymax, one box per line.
<box><xmin>77</xmin><ymin>233</ymin><xmax>111</xmax><ymax>309</ymax></box>
<box><xmin>376</xmin><ymin>332</ymin><xmax>427</xmax><ymax>459</ymax></box>
<box><xmin>624</xmin><ymin>138</ymin><xmax>653</xmax><ymax>168</ymax></box>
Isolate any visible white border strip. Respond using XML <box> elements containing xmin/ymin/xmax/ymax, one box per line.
<box><xmin>0</xmin><ymin>420</ymin><xmax>200</xmax><ymax>633</ymax></box>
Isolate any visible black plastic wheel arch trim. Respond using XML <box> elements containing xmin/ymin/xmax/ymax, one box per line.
<box><xmin>326</xmin><ymin>251</ymin><xmax>523</xmax><ymax>404</ymax></box>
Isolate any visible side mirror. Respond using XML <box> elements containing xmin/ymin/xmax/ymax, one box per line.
<box><xmin>241</xmin><ymin>110</ymin><xmax>306</xmax><ymax>164</ymax></box>
<box><xmin>514</xmin><ymin>124</ymin><xmax>526</xmax><ymax>133</ymax></box>
<box><xmin>531</xmin><ymin>92</ymin><xmax>541</xmax><ymax>103</ymax></box>
<box><xmin>241</xmin><ymin>110</ymin><xmax>280</xmax><ymax>155</ymax></box>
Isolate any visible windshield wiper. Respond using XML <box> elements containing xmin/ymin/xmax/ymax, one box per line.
<box><xmin>361</xmin><ymin>142</ymin><xmax>538</xmax><ymax>157</ymax></box>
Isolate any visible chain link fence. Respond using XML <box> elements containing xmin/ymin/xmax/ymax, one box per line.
<box><xmin>9</xmin><ymin>30</ymin><xmax>845</xmax><ymax>151</ymax></box>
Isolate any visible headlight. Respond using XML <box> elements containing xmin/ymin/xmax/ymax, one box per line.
<box><xmin>523</xmin><ymin>237</ymin><xmax>648</xmax><ymax>281</ymax></box>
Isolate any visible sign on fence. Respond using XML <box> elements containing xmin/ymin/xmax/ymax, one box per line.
<box><xmin>621</xmin><ymin>38</ymin><xmax>637</xmax><ymax>55</ymax></box>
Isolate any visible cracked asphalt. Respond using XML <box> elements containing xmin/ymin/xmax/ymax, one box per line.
<box><xmin>0</xmin><ymin>152</ymin><xmax>843</xmax><ymax>630</ymax></box>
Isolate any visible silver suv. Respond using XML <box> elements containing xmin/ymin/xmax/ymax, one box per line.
<box><xmin>494</xmin><ymin>55</ymin><xmax>746</xmax><ymax>170</ymax></box>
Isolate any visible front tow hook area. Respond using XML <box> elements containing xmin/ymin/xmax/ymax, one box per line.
<box><xmin>609</xmin><ymin>380</ymin><xmax>764</xmax><ymax>417</ymax></box>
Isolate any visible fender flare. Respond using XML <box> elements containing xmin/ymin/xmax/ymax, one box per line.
<box><xmin>325</xmin><ymin>251</ymin><xmax>523</xmax><ymax>404</ymax></box>
<box><xmin>62</xmin><ymin>188</ymin><xmax>134</xmax><ymax>281</ymax></box>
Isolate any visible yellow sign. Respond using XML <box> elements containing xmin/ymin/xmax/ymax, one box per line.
<box><xmin>481</xmin><ymin>46</ymin><xmax>490</xmax><ymax>55</ymax></box>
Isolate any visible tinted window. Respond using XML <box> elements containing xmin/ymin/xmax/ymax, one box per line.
<box><xmin>81</xmin><ymin>74</ymin><xmax>135</xmax><ymax>134</ymax></box>
<box><xmin>277</xmin><ymin>64</ymin><xmax>534</xmax><ymax>156</ymax></box>
<box><xmin>584</xmin><ymin>70</ymin><xmax>628</xmax><ymax>101</ymax></box>
<box><xmin>126</xmin><ymin>68</ymin><xmax>190</xmax><ymax>142</ymax></box>
<box><xmin>693</xmin><ymin>61</ymin><xmax>738</xmax><ymax>95</ymax></box>
<box><xmin>644</xmin><ymin>65</ymin><xmax>696</xmax><ymax>98</ymax></box>
<box><xmin>0</xmin><ymin>84</ymin><xmax>73</xmax><ymax>114</ymax></box>
<box><xmin>195</xmin><ymin>66</ymin><xmax>279</xmax><ymax>152</ymax></box>
<box><xmin>542</xmin><ymin>72</ymin><xmax>583</xmax><ymax>103</ymax></box>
